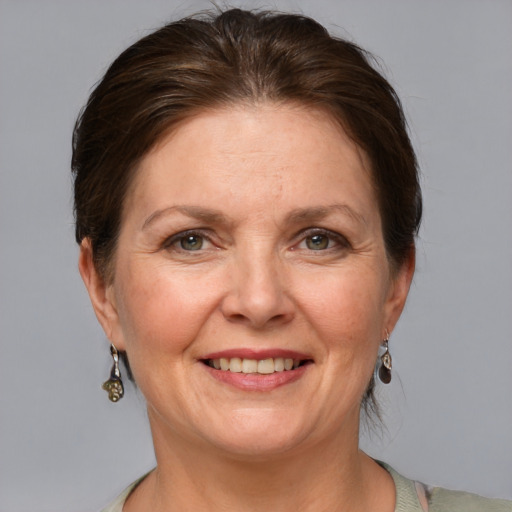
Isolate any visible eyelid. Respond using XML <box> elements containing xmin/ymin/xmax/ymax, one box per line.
<box><xmin>161</xmin><ymin>227</ymin><xmax>349</xmax><ymax>252</ymax></box>
<box><xmin>293</xmin><ymin>227</ymin><xmax>351</xmax><ymax>250</ymax></box>
<box><xmin>163</xmin><ymin>228</ymin><xmax>215</xmax><ymax>250</ymax></box>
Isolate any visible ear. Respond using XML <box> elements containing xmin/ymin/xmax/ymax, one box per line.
<box><xmin>78</xmin><ymin>239</ymin><xmax>126</xmax><ymax>351</ymax></box>
<box><xmin>383</xmin><ymin>247</ymin><xmax>416</xmax><ymax>336</ymax></box>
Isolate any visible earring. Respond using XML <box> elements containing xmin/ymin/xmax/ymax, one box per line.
<box><xmin>102</xmin><ymin>344</ymin><xmax>124</xmax><ymax>402</ymax></box>
<box><xmin>378</xmin><ymin>333</ymin><xmax>392</xmax><ymax>384</ymax></box>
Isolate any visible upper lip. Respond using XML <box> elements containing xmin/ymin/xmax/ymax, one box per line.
<box><xmin>201</xmin><ymin>349</ymin><xmax>313</xmax><ymax>361</ymax></box>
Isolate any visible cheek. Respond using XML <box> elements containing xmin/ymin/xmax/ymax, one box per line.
<box><xmin>296</xmin><ymin>266</ymin><xmax>389</xmax><ymax>394</ymax></box>
<box><xmin>299</xmin><ymin>270</ymin><xmax>387</xmax><ymax>342</ymax></box>
<box><xmin>113</xmin><ymin>265</ymin><xmax>219</xmax><ymax>361</ymax></box>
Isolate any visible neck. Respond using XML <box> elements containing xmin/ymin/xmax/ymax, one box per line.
<box><xmin>126</xmin><ymin>410</ymin><xmax>394</xmax><ymax>512</ymax></box>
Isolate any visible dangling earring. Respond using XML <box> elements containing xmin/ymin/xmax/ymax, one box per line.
<box><xmin>378</xmin><ymin>332</ymin><xmax>392</xmax><ymax>384</ymax></box>
<box><xmin>102</xmin><ymin>344</ymin><xmax>124</xmax><ymax>402</ymax></box>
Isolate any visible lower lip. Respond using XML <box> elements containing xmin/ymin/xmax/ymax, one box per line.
<box><xmin>203</xmin><ymin>364</ymin><xmax>310</xmax><ymax>391</ymax></box>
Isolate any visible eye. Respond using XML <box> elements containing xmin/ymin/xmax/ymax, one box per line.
<box><xmin>305</xmin><ymin>234</ymin><xmax>330</xmax><ymax>250</ymax></box>
<box><xmin>295</xmin><ymin>229</ymin><xmax>349</xmax><ymax>252</ymax></box>
<box><xmin>179</xmin><ymin>234</ymin><xmax>204</xmax><ymax>251</ymax></box>
<box><xmin>163</xmin><ymin>230</ymin><xmax>214</xmax><ymax>252</ymax></box>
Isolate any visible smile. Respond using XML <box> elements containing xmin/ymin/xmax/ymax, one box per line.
<box><xmin>204</xmin><ymin>357</ymin><xmax>312</xmax><ymax>374</ymax></box>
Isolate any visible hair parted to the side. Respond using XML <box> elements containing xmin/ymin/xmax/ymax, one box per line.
<box><xmin>72</xmin><ymin>8</ymin><xmax>422</xmax><ymax>415</ymax></box>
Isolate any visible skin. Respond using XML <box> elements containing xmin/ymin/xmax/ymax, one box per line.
<box><xmin>80</xmin><ymin>104</ymin><xmax>414</xmax><ymax>511</ymax></box>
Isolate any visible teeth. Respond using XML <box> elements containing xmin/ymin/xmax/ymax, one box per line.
<box><xmin>210</xmin><ymin>357</ymin><xmax>305</xmax><ymax>374</ymax></box>
<box><xmin>257</xmin><ymin>358</ymin><xmax>274</xmax><ymax>374</ymax></box>
<box><xmin>274</xmin><ymin>358</ymin><xmax>285</xmax><ymax>372</ymax></box>
<box><xmin>242</xmin><ymin>359</ymin><xmax>258</xmax><ymax>373</ymax></box>
<box><xmin>229</xmin><ymin>357</ymin><xmax>242</xmax><ymax>373</ymax></box>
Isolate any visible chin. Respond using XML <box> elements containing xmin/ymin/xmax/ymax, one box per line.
<box><xmin>198</xmin><ymin>409</ymin><xmax>315</xmax><ymax>459</ymax></box>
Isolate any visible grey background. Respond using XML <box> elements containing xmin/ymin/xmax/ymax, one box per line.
<box><xmin>1</xmin><ymin>0</ymin><xmax>511</xmax><ymax>510</ymax></box>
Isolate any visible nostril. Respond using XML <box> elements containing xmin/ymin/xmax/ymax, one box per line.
<box><xmin>226</xmin><ymin>312</ymin><xmax>290</xmax><ymax>327</ymax></box>
<box><xmin>268</xmin><ymin>313</ymin><xmax>288</xmax><ymax>323</ymax></box>
<box><xmin>227</xmin><ymin>313</ymin><xmax>247</xmax><ymax>323</ymax></box>
<box><xmin>220</xmin><ymin>285</ymin><xmax>295</xmax><ymax>328</ymax></box>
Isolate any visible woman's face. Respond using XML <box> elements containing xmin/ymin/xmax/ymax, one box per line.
<box><xmin>82</xmin><ymin>104</ymin><xmax>413</xmax><ymax>457</ymax></box>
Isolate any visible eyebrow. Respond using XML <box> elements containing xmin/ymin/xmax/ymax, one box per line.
<box><xmin>142</xmin><ymin>205</ymin><xmax>229</xmax><ymax>230</ymax></box>
<box><xmin>142</xmin><ymin>203</ymin><xmax>366</xmax><ymax>230</ymax></box>
<box><xmin>284</xmin><ymin>204</ymin><xmax>367</xmax><ymax>226</ymax></box>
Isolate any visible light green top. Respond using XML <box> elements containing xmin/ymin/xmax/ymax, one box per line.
<box><xmin>101</xmin><ymin>463</ymin><xmax>512</xmax><ymax>512</ymax></box>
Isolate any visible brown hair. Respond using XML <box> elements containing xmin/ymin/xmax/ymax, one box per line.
<box><xmin>72</xmin><ymin>8</ymin><xmax>422</xmax><ymax>411</ymax></box>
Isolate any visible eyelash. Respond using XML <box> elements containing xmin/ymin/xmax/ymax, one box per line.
<box><xmin>162</xmin><ymin>228</ymin><xmax>350</xmax><ymax>253</ymax></box>
<box><xmin>294</xmin><ymin>228</ymin><xmax>350</xmax><ymax>252</ymax></box>
<box><xmin>163</xmin><ymin>229</ymin><xmax>214</xmax><ymax>252</ymax></box>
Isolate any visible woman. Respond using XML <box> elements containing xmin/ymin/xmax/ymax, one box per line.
<box><xmin>72</xmin><ymin>8</ymin><xmax>511</xmax><ymax>512</ymax></box>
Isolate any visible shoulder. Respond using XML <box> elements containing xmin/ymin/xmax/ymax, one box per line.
<box><xmin>428</xmin><ymin>487</ymin><xmax>512</xmax><ymax>512</ymax></box>
<box><xmin>380</xmin><ymin>462</ymin><xmax>512</xmax><ymax>512</ymax></box>
<box><xmin>101</xmin><ymin>464</ymin><xmax>512</xmax><ymax>512</ymax></box>
<box><xmin>100</xmin><ymin>473</ymin><xmax>149</xmax><ymax>512</ymax></box>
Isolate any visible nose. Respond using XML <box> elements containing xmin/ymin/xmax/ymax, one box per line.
<box><xmin>220</xmin><ymin>249</ymin><xmax>295</xmax><ymax>329</ymax></box>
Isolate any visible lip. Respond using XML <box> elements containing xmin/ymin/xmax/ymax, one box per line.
<box><xmin>201</xmin><ymin>349</ymin><xmax>312</xmax><ymax>360</ymax></box>
<box><xmin>199</xmin><ymin>349</ymin><xmax>313</xmax><ymax>392</ymax></box>
<box><xmin>202</xmin><ymin>362</ymin><xmax>310</xmax><ymax>391</ymax></box>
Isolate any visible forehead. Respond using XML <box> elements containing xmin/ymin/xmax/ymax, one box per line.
<box><xmin>124</xmin><ymin>104</ymin><xmax>378</xmax><ymax>224</ymax></box>
<box><xmin>150</xmin><ymin>103</ymin><xmax>371</xmax><ymax>170</ymax></box>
